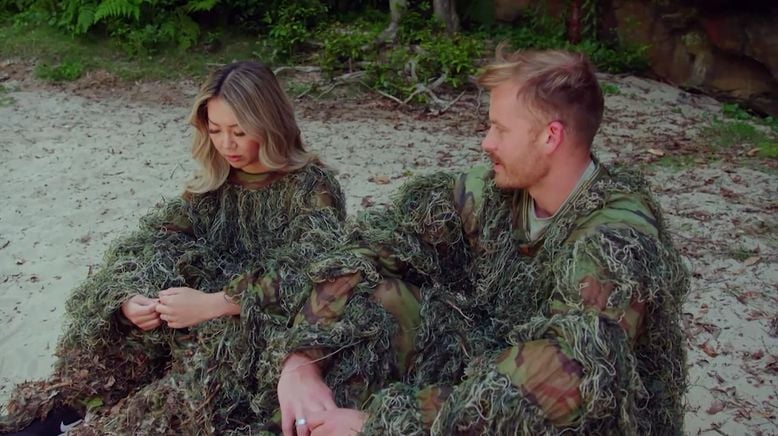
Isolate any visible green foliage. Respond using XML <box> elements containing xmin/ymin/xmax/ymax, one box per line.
<box><xmin>0</xmin><ymin>16</ymin><xmax>261</xmax><ymax>81</ymax></box>
<box><xmin>263</xmin><ymin>0</ymin><xmax>328</xmax><ymax>61</ymax></box>
<box><xmin>764</xmin><ymin>116</ymin><xmax>778</xmax><ymax>134</ymax></box>
<box><xmin>4</xmin><ymin>0</ymin><xmax>651</xmax><ymax>103</ymax></box>
<box><xmin>702</xmin><ymin>116</ymin><xmax>777</xmax><ymax>159</ymax></box>
<box><xmin>315</xmin><ymin>5</ymin><xmax>484</xmax><ymax>102</ymax></box>
<box><xmin>93</xmin><ymin>0</ymin><xmax>142</xmax><ymax>22</ymax></box>
<box><xmin>504</xmin><ymin>4</ymin><xmax>566</xmax><ymax>49</ymax></box>
<box><xmin>581</xmin><ymin>0</ymin><xmax>599</xmax><ymax>40</ymax></box>
<box><xmin>3</xmin><ymin>0</ymin><xmax>58</xmax><ymax>27</ymax></box>
<box><xmin>600</xmin><ymin>83</ymin><xmax>620</xmax><ymax>95</ymax></box>
<box><xmin>185</xmin><ymin>0</ymin><xmax>218</xmax><ymax>13</ymax></box>
<box><xmin>705</xmin><ymin>119</ymin><xmax>760</xmax><ymax>147</ymax></box>
<box><xmin>317</xmin><ymin>23</ymin><xmax>375</xmax><ymax>74</ymax></box>
<box><xmin>575</xmin><ymin>39</ymin><xmax>649</xmax><ymax>73</ymax></box>
<box><xmin>709</xmin><ymin>103</ymin><xmax>778</xmax><ymax>159</ymax></box>
<box><xmin>759</xmin><ymin>140</ymin><xmax>778</xmax><ymax>159</ymax></box>
<box><xmin>418</xmin><ymin>34</ymin><xmax>482</xmax><ymax>88</ymax></box>
<box><xmin>81</xmin><ymin>396</ymin><xmax>104</xmax><ymax>411</ymax></box>
<box><xmin>35</xmin><ymin>60</ymin><xmax>84</xmax><ymax>81</ymax></box>
<box><xmin>0</xmin><ymin>83</ymin><xmax>15</xmax><ymax>106</ymax></box>
<box><xmin>457</xmin><ymin>0</ymin><xmax>493</xmax><ymax>26</ymax></box>
<box><xmin>655</xmin><ymin>154</ymin><xmax>697</xmax><ymax>171</ymax></box>
<box><xmin>501</xmin><ymin>4</ymin><xmax>649</xmax><ymax>73</ymax></box>
<box><xmin>16</xmin><ymin>0</ymin><xmax>221</xmax><ymax>55</ymax></box>
<box><xmin>721</xmin><ymin>102</ymin><xmax>751</xmax><ymax>120</ymax></box>
<box><xmin>727</xmin><ymin>246</ymin><xmax>759</xmax><ymax>262</ymax></box>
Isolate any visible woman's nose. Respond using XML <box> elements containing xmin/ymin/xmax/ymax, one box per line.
<box><xmin>221</xmin><ymin>133</ymin><xmax>236</xmax><ymax>149</ymax></box>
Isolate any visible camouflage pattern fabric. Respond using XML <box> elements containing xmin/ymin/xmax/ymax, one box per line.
<box><xmin>271</xmin><ymin>159</ymin><xmax>688</xmax><ymax>435</ymax></box>
<box><xmin>0</xmin><ymin>163</ymin><xmax>346</xmax><ymax>435</ymax></box>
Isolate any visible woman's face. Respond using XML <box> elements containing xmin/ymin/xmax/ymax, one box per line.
<box><xmin>206</xmin><ymin>97</ymin><xmax>267</xmax><ymax>174</ymax></box>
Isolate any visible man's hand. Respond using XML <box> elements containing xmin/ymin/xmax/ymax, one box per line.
<box><xmin>120</xmin><ymin>294</ymin><xmax>161</xmax><ymax>331</ymax></box>
<box><xmin>308</xmin><ymin>408</ymin><xmax>367</xmax><ymax>436</ymax></box>
<box><xmin>278</xmin><ymin>353</ymin><xmax>337</xmax><ymax>436</ymax></box>
<box><xmin>155</xmin><ymin>287</ymin><xmax>224</xmax><ymax>328</ymax></box>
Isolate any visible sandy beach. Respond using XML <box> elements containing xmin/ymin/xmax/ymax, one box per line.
<box><xmin>0</xmin><ymin>63</ymin><xmax>775</xmax><ymax>435</ymax></box>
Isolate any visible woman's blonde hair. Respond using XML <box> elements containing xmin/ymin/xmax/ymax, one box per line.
<box><xmin>185</xmin><ymin>61</ymin><xmax>316</xmax><ymax>193</ymax></box>
<box><xmin>477</xmin><ymin>45</ymin><xmax>604</xmax><ymax>148</ymax></box>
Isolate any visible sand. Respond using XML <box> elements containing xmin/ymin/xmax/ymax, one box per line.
<box><xmin>0</xmin><ymin>64</ymin><xmax>775</xmax><ymax>435</ymax></box>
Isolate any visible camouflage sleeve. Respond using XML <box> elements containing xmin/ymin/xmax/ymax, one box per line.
<box><xmin>351</xmin><ymin>170</ymin><xmax>469</xmax><ymax>280</ymax></box>
<box><xmin>280</xmin><ymin>172</ymin><xmax>468</xmax><ymax>356</ymax></box>
<box><xmin>43</xmin><ymin>197</ymin><xmax>205</xmax><ymax>413</ymax></box>
<box><xmin>65</xmin><ymin>197</ymin><xmax>198</xmax><ymax>336</ymax></box>
<box><xmin>146</xmin><ymin>195</ymin><xmax>194</xmax><ymax>235</ymax></box>
<box><xmin>480</xmin><ymin>235</ymin><xmax>651</xmax><ymax>427</ymax></box>
<box><xmin>242</xmin><ymin>170</ymin><xmax>466</xmax><ymax>334</ymax></box>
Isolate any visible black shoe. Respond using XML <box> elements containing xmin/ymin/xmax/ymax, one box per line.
<box><xmin>4</xmin><ymin>406</ymin><xmax>83</xmax><ymax>436</ymax></box>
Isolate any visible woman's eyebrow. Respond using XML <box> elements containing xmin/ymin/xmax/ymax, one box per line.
<box><xmin>207</xmin><ymin>119</ymin><xmax>238</xmax><ymax>128</ymax></box>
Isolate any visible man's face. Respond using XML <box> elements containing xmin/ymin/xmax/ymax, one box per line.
<box><xmin>481</xmin><ymin>81</ymin><xmax>550</xmax><ymax>190</ymax></box>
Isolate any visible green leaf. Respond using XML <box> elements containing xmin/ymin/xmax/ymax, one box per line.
<box><xmin>94</xmin><ymin>0</ymin><xmax>141</xmax><ymax>23</ymax></box>
<box><xmin>83</xmin><ymin>396</ymin><xmax>103</xmax><ymax>410</ymax></box>
<box><xmin>185</xmin><ymin>0</ymin><xmax>219</xmax><ymax>13</ymax></box>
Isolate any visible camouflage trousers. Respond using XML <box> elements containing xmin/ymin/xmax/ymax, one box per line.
<box><xmin>297</xmin><ymin>274</ymin><xmax>452</xmax><ymax>426</ymax></box>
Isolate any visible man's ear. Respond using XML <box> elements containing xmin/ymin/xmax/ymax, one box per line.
<box><xmin>542</xmin><ymin>120</ymin><xmax>565</xmax><ymax>155</ymax></box>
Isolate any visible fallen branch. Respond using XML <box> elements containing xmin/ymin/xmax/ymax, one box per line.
<box><xmin>316</xmin><ymin>71</ymin><xmax>367</xmax><ymax>98</ymax></box>
<box><xmin>272</xmin><ymin>65</ymin><xmax>322</xmax><ymax>76</ymax></box>
<box><xmin>403</xmin><ymin>74</ymin><xmax>448</xmax><ymax>105</ymax></box>
<box><xmin>362</xmin><ymin>82</ymin><xmax>404</xmax><ymax>105</ymax></box>
<box><xmin>334</xmin><ymin>71</ymin><xmax>366</xmax><ymax>82</ymax></box>
<box><xmin>440</xmin><ymin>90</ymin><xmax>466</xmax><ymax>114</ymax></box>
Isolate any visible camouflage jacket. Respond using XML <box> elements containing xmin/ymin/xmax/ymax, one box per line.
<box><xmin>280</xmin><ymin>161</ymin><xmax>688</xmax><ymax>435</ymax></box>
<box><xmin>0</xmin><ymin>162</ymin><xmax>347</xmax><ymax>434</ymax></box>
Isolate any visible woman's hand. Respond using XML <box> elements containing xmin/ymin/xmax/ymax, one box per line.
<box><xmin>278</xmin><ymin>353</ymin><xmax>337</xmax><ymax>436</ymax></box>
<box><xmin>308</xmin><ymin>408</ymin><xmax>368</xmax><ymax>436</ymax></box>
<box><xmin>120</xmin><ymin>294</ymin><xmax>161</xmax><ymax>331</ymax></box>
<box><xmin>156</xmin><ymin>287</ymin><xmax>232</xmax><ymax>328</ymax></box>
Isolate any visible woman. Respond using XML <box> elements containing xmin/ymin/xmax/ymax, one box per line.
<box><xmin>1</xmin><ymin>61</ymin><xmax>346</xmax><ymax>435</ymax></box>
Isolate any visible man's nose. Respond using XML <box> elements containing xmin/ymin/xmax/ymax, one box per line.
<box><xmin>481</xmin><ymin>135</ymin><xmax>496</xmax><ymax>153</ymax></box>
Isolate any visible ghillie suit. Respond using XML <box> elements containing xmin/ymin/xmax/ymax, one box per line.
<box><xmin>0</xmin><ymin>163</ymin><xmax>346</xmax><ymax>435</ymax></box>
<box><xmin>260</xmin><ymin>160</ymin><xmax>689</xmax><ymax>435</ymax></box>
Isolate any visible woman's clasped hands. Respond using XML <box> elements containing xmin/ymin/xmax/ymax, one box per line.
<box><xmin>120</xmin><ymin>287</ymin><xmax>239</xmax><ymax>330</ymax></box>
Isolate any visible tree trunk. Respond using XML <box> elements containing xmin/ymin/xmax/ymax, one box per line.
<box><xmin>433</xmin><ymin>0</ymin><xmax>460</xmax><ymax>34</ymax></box>
<box><xmin>568</xmin><ymin>0</ymin><xmax>582</xmax><ymax>43</ymax></box>
<box><xmin>377</xmin><ymin>0</ymin><xmax>408</xmax><ymax>43</ymax></box>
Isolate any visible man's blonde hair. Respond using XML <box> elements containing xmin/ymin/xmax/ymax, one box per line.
<box><xmin>478</xmin><ymin>46</ymin><xmax>604</xmax><ymax>147</ymax></box>
<box><xmin>186</xmin><ymin>61</ymin><xmax>316</xmax><ymax>194</ymax></box>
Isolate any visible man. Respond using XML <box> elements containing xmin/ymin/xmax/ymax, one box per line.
<box><xmin>272</xmin><ymin>48</ymin><xmax>689</xmax><ymax>435</ymax></box>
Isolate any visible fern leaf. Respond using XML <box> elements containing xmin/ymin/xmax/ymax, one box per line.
<box><xmin>185</xmin><ymin>0</ymin><xmax>219</xmax><ymax>13</ymax></box>
<box><xmin>75</xmin><ymin>4</ymin><xmax>97</xmax><ymax>34</ymax></box>
<box><xmin>94</xmin><ymin>0</ymin><xmax>141</xmax><ymax>23</ymax></box>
